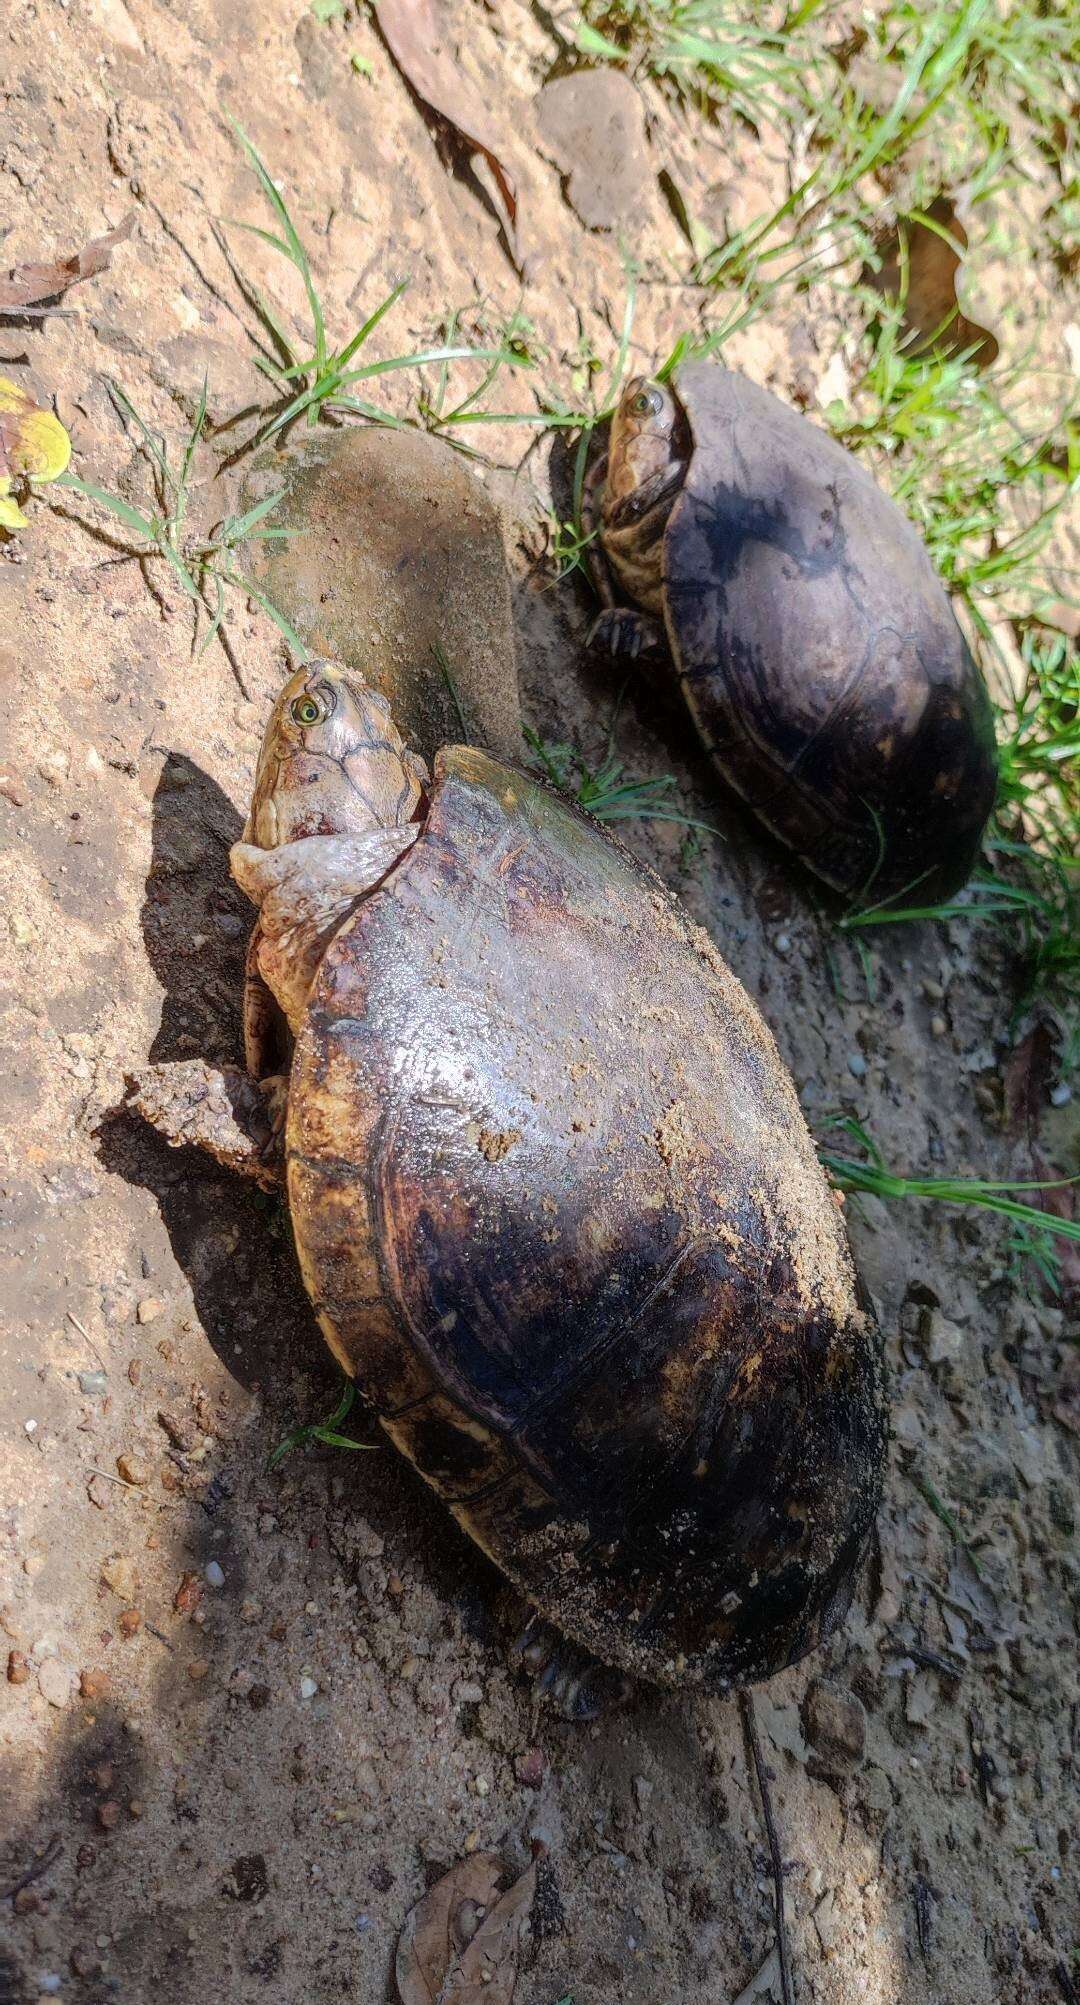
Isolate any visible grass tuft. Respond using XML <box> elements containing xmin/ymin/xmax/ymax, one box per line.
<box><xmin>267</xmin><ymin>1381</ymin><xmax>376</xmax><ymax>1472</ymax></box>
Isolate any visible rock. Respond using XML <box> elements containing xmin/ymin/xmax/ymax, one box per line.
<box><xmin>514</xmin><ymin>1747</ymin><xmax>545</xmax><ymax>1789</ymax></box>
<box><xmin>187</xmin><ymin>1658</ymin><xmax>210</xmax><ymax>1682</ymax></box>
<box><xmin>136</xmin><ymin>1296</ymin><xmax>164</xmax><ymax>1324</ymax></box>
<box><xmin>80</xmin><ymin>1668</ymin><xmax>112</xmax><ymax>1701</ymax></box>
<box><xmin>905</xmin><ymin>1669</ymin><xmax>937</xmax><ymax>1726</ymax></box>
<box><xmin>294</xmin><ymin>10</ymin><xmax>340</xmax><ymax>98</ymax></box>
<box><xmin>801</xmin><ymin>1681</ymin><xmax>866</xmax><ymax>1777</ymax></box>
<box><xmin>78</xmin><ymin>1370</ymin><xmax>108</xmax><ymax>1396</ymax></box>
<box><xmin>38</xmin><ymin>1658</ymin><xmax>74</xmax><ymax>1708</ymax></box>
<box><xmin>101</xmin><ymin>1555</ymin><xmax>136</xmax><ymax>1600</ymax></box>
<box><xmin>299</xmin><ymin>1675</ymin><xmax>318</xmax><ymax>1700</ymax></box>
<box><xmin>97</xmin><ymin>1800</ymin><xmax>121</xmax><ymax>1831</ymax></box>
<box><xmin>921</xmin><ymin>1309</ymin><xmax>965</xmax><ymax>1366</ymax></box>
<box><xmin>7</xmin><ymin>1649</ymin><xmax>29</xmax><ymax>1684</ymax></box>
<box><xmin>148</xmin><ymin>333</ymin><xmax>264</xmax><ymax>430</ymax></box>
<box><xmin>453</xmin><ymin>1678</ymin><xmax>484</xmax><ymax>1705</ymax></box>
<box><xmin>116</xmin><ymin>1454</ymin><xmax>149</xmax><ymax>1487</ymax></box>
<box><xmin>205</xmin><ymin>1560</ymin><xmax>225</xmax><ymax>1589</ymax></box>
<box><xmin>117</xmin><ymin>1609</ymin><xmax>142</xmax><ymax>1638</ymax></box>
<box><xmin>535</xmin><ymin>69</ymin><xmax>652</xmax><ymax>232</ymax></box>
<box><xmin>87</xmin><ymin>1475</ymin><xmax>114</xmax><ymax>1510</ymax></box>
<box><xmin>174</xmin><ymin>1572</ymin><xmax>202</xmax><ymax>1615</ymax></box>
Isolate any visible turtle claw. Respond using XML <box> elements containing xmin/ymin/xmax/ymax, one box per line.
<box><xmin>511</xmin><ymin>1622</ymin><xmax>631</xmax><ymax>1722</ymax></box>
<box><xmin>587</xmin><ymin>606</ymin><xmax>664</xmax><ymax>665</ymax></box>
<box><xmin>127</xmin><ymin>1060</ymin><xmax>287</xmax><ymax>1190</ymax></box>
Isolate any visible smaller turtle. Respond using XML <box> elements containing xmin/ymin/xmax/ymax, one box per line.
<box><xmin>585</xmin><ymin>363</ymin><xmax>999</xmax><ymax>905</ymax></box>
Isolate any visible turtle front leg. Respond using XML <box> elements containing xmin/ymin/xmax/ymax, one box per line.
<box><xmin>128</xmin><ymin>1060</ymin><xmax>287</xmax><ymax>1190</ymax></box>
<box><xmin>587</xmin><ymin>606</ymin><xmax>665</xmax><ymax>664</ymax></box>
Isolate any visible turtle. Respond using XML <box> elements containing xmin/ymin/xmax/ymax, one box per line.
<box><xmin>131</xmin><ymin>657</ymin><xmax>887</xmax><ymax>1700</ymax></box>
<box><xmin>584</xmin><ymin>361</ymin><xmax>999</xmax><ymax>906</ymax></box>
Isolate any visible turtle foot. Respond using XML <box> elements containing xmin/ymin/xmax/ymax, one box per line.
<box><xmin>587</xmin><ymin>607</ymin><xmax>664</xmax><ymax>664</ymax></box>
<box><xmin>127</xmin><ymin>1060</ymin><xmax>287</xmax><ymax>1190</ymax></box>
<box><xmin>512</xmin><ymin>1621</ymin><xmax>631</xmax><ymax>1722</ymax></box>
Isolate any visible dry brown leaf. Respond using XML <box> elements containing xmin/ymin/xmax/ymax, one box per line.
<box><xmin>375</xmin><ymin>0</ymin><xmax>521</xmax><ymax>269</ymax></box>
<box><xmin>395</xmin><ymin>1853</ymin><xmax>536</xmax><ymax>2005</ymax></box>
<box><xmin>873</xmin><ymin>196</ymin><xmax>998</xmax><ymax>367</ymax></box>
<box><xmin>0</xmin><ymin>215</ymin><xmax>135</xmax><ymax>314</ymax></box>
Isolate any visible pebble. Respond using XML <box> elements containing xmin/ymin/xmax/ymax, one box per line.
<box><xmin>118</xmin><ymin>1609</ymin><xmax>142</xmax><ymax>1639</ymax></box>
<box><xmin>1050</xmin><ymin>1082</ymin><xmax>1072</xmax><ymax>1107</ymax></box>
<box><xmin>453</xmin><ymin>1679</ymin><xmax>485</xmax><ymax>1705</ymax></box>
<box><xmin>930</xmin><ymin>1014</ymin><xmax>948</xmax><ymax>1038</ymax></box>
<box><xmin>299</xmin><ymin>1675</ymin><xmax>318</xmax><ymax>1700</ymax></box>
<box><xmin>38</xmin><ymin>1658</ymin><xmax>74</xmax><ymax>1708</ymax></box>
<box><xmin>847</xmin><ymin>1052</ymin><xmax>867</xmax><ymax>1079</ymax></box>
<box><xmin>7</xmin><ymin>1650</ymin><xmax>29</xmax><ymax>1684</ymax></box>
<box><xmin>116</xmin><ymin>1455</ymin><xmax>150</xmax><ymax>1487</ymax></box>
<box><xmin>187</xmin><ymin>1658</ymin><xmax>210</xmax><ymax>1682</ymax></box>
<box><xmin>773</xmin><ymin>932</ymin><xmax>792</xmax><ymax>955</ymax></box>
<box><xmin>97</xmin><ymin>1801</ymin><xmax>121</xmax><ymax>1831</ymax></box>
<box><xmin>101</xmin><ymin>1556</ymin><xmax>136</xmax><ymax>1600</ymax></box>
<box><xmin>78</xmin><ymin>1371</ymin><xmax>108</xmax><ymax>1397</ymax></box>
<box><xmin>514</xmin><ymin>1748</ymin><xmax>545</xmax><ymax>1789</ymax></box>
<box><xmin>136</xmin><ymin>1297</ymin><xmax>164</xmax><ymax>1325</ymax></box>
<box><xmin>205</xmin><ymin>1560</ymin><xmax>225</xmax><ymax>1589</ymax></box>
<box><xmin>80</xmin><ymin>1669</ymin><xmax>112</xmax><ymax>1701</ymax></box>
<box><xmin>801</xmin><ymin>1680</ymin><xmax>866</xmax><ymax>1776</ymax></box>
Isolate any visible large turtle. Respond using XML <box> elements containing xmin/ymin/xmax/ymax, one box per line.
<box><xmin>132</xmin><ymin>659</ymin><xmax>887</xmax><ymax>1697</ymax></box>
<box><xmin>586</xmin><ymin>362</ymin><xmax>999</xmax><ymax>905</ymax></box>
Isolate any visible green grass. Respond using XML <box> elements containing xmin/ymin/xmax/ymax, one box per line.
<box><xmin>822</xmin><ymin>1116</ymin><xmax>1080</xmax><ymax>1291</ymax></box>
<box><xmin>224</xmin><ymin>119</ymin><xmax>528</xmax><ymax>444</ymax></box>
<box><xmin>573</xmin><ymin>0</ymin><xmax>826</xmax><ymax>126</ymax></box>
<box><xmin>524</xmin><ymin>719</ymin><xmax>720</xmax><ymax>836</ymax></box>
<box><xmin>267</xmin><ymin>1380</ymin><xmax>375</xmax><ymax>1472</ymax></box>
<box><xmin>55</xmin><ymin>378</ymin><xmax>308</xmax><ymax>658</ymax></box>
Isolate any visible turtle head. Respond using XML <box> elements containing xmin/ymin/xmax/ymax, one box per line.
<box><xmin>605</xmin><ymin>376</ymin><xmax>685</xmax><ymax>509</ymax></box>
<box><xmin>244</xmin><ymin>659</ymin><xmax>427</xmax><ymax>849</ymax></box>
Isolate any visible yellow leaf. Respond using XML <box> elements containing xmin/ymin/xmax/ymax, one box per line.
<box><xmin>0</xmin><ymin>376</ymin><xmax>72</xmax><ymax>486</ymax></box>
<box><xmin>0</xmin><ymin>488</ymin><xmax>30</xmax><ymax>530</ymax></box>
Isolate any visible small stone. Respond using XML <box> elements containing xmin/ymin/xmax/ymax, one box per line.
<box><xmin>453</xmin><ymin>1679</ymin><xmax>485</xmax><ymax>1706</ymax></box>
<box><xmin>847</xmin><ymin>1052</ymin><xmax>867</xmax><ymax>1079</ymax></box>
<box><xmin>299</xmin><ymin>1675</ymin><xmax>318</xmax><ymax>1701</ymax></box>
<box><xmin>516</xmin><ymin>1748</ymin><xmax>549</xmax><ymax>1796</ymax></box>
<box><xmin>801</xmin><ymin>1680</ymin><xmax>866</xmax><ymax>1776</ymax></box>
<box><xmin>929</xmin><ymin>1013</ymin><xmax>948</xmax><ymax>1038</ymax></box>
<box><xmin>921</xmin><ymin>1309</ymin><xmax>965</xmax><ymax>1367</ymax></box>
<box><xmin>1050</xmin><ymin>1081</ymin><xmax>1072</xmax><ymax>1107</ymax></box>
<box><xmin>116</xmin><ymin>1455</ymin><xmax>150</xmax><ymax>1487</ymax></box>
<box><xmin>922</xmin><ymin>979</ymin><xmax>946</xmax><ymax>1001</ymax></box>
<box><xmin>13</xmin><ymin>1887</ymin><xmax>40</xmax><ymax>1915</ymax></box>
<box><xmin>239</xmin><ymin>1598</ymin><xmax>263</xmax><ymax>1624</ymax></box>
<box><xmin>127</xmin><ymin>1358</ymin><xmax>142</xmax><ymax>1385</ymax></box>
<box><xmin>128</xmin><ymin>1799</ymin><xmax>143</xmax><ymax>1819</ymax></box>
<box><xmin>80</xmin><ymin>1668</ymin><xmax>112</xmax><ymax>1701</ymax></box>
<box><xmin>38</xmin><ymin>1658</ymin><xmax>74</xmax><ymax>1708</ymax></box>
<box><xmin>78</xmin><ymin>1371</ymin><xmax>108</xmax><ymax>1397</ymax></box>
<box><xmin>97</xmin><ymin>1801</ymin><xmax>121</xmax><ymax>1831</ymax></box>
<box><xmin>773</xmin><ymin>932</ymin><xmax>792</xmax><ymax>956</ymax></box>
<box><xmin>101</xmin><ymin>1557</ymin><xmax>136</xmax><ymax>1600</ymax></box>
<box><xmin>87</xmin><ymin>1476</ymin><xmax>114</xmax><ymax>1511</ymax></box>
<box><xmin>174</xmin><ymin>1573</ymin><xmax>202</xmax><ymax>1615</ymax></box>
<box><xmin>118</xmin><ymin>1609</ymin><xmax>141</xmax><ymax>1639</ymax></box>
<box><xmin>205</xmin><ymin>1560</ymin><xmax>226</xmax><ymax>1589</ymax></box>
<box><xmin>187</xmin><ymin>1658</ymin><xmax>210</xmax><ymax>1682</ymax></box>
<box><xmin>136</xmin><ymin>1297</ymin><xmax>164</xmax><ymax>1325</ymax></box>
<box><xmin>8</xmin><ymin>1650</ymin><xmax>30</xmax><ymax>1684</ymax></box>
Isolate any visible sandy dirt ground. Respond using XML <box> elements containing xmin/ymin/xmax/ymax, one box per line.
<box><xmin>1</xmin><ymin>3</ymin><xmax>1078</xmax><ymax>2003</ymax></box>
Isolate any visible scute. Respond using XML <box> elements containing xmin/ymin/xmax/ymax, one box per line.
<box><xmin>664</xmin><ymin>363</ymin><xmax>998</xmax><ymax>903</ymax></box>
<box><xmin>287</xmin><ymin>747</ymin><xmax>886</xmax><ymax>1689</ymax></box>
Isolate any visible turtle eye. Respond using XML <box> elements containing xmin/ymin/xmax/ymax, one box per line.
<box><xmin>290</xmin><ymin>685</ymin><xmax>335</xmax><ymax>728</ymax></box>
<box><xmin>630</xmin><ymin>385</ymin><xmax>664</xmax><ymax>418</ymax></box>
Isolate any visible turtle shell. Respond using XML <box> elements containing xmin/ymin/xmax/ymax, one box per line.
<box><xmin>286</xmin><ymin>748</ymin><xmax>886</xmax><ymax>1691</ymax></box>
<box><xmin>661</xmin><ymin>363</ymin><xmax>998</xmax><ymax>903</ymax></box>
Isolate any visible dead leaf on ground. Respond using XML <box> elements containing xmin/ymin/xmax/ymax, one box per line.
<box><xmin>1003</xmin><ymin>1019</ymin><xmax>1056</xmax><ymax>1141</ymax></box>
<box><xmin>871</xmin><ymin>195</ymin><xmax>998</xmax><ymax>366</ymax></box>
<box><xmin>396</xmin><ymin>1852</ymin><xmax>536</xmax><ymax>2005</ymax></box>
<box><xmin>0</xmin><ymin>377</ymin><xmax>72</xmax><ymax>530</ymax></box>
<box><xmin>0</xmin><ymin>215</ymin><xmax>135</xmax><ymax>314</ymax></box>
<box><xmin>375</xmin><ymin>0</ymin><xmax>522</xmax><ymax>269</ymax></box>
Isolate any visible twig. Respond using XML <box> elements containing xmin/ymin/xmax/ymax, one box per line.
<box><xmin>738</xmin><ymin>1688</ymin><xmax>795</xmax><ymax>2005</ymax></box>
<box><xmin>66</xmin><ymin>1310</ymin><xmax>107</xmax><ymax>1371</ymax></box>
<box><xmin>2</xmin><ymin>1833</ymin><xmax>62</xmax><ymax>1901</ymax></box>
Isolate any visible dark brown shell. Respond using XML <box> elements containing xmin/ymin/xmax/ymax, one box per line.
<box><xmin>285</xmin><ymin>747</ymin><xmax>886</xmax><ymax>1691</ymax></box>
<box><xmin>662</xmin><ymin>363</ymin><xmax>998</xmax><ymax>903</ymax></box>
